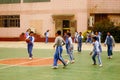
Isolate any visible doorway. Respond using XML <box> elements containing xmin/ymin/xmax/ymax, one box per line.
<box><xmin>52</xmin><ymin>15</ymin><xmax>76</xmax><ymax>36</ymax></box>
<box><xmin>63</xmin><ymin>20</ymin><xmax>70</xmax><ymax>35</ymax></box>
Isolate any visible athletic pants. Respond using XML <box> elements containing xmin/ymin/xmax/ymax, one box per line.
<box><xmin>53</xmin><ymin>46</ymin><xmax>66</xmax><ymax>66</ymax></box>
<box><xmin>27</xmin><ymin>43</ymin><xmax>33</xmax><ymax>57</ymax></box>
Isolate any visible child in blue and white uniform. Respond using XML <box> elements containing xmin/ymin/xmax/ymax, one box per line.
<box><xmin>25</xmin><ymin>28</ymin><xmax>31</xmax><ymax>38</ymax></box>
<box><xmin>52</xmin><ymin>30</ymin><xmax>67</xmax><ymax>69</ymax></box>
<box><xmin>74</xmin><ymin>31</ymin><xmax>78</xmax><ymax>43</ymax></box>
<box><xmin>95</xmin><ymin>31</ymin><xmax>102</xmax><ymax>53</ymax></box>
<box><xmin>77</xmin><ymin>32</ymin><xmax>82</xmax><ymax>52</ymax></box>
<box><xmin>86</xmin><ymin>32</ymin><xmax>92</xmax><ymax>44</ymax></box>
<box><xmin>67</xmin><ymin>33</ymin><xmax>75</xmax><ymax>63</ymax></box>
<box><xmin>63</xmin><ymin>32</ymin><xmax>69</xmax><ymax>55</ymax></box>
<box><xmin>90</xmin><ymin>37</ymin><xmax>102</xmax><ymax>67</ymax></box>
<box><xmin>44</xmin><ymin>30</ymin><xmax>49</xmax><ymax>43</ymax></box>
<box><xmin>104</xmin><ymin>32</ymin><xmax>115</xmax><ymax>59</ymax></box>
<box><xmin>26</xmin><ymin>31</ymin><xmax>35</xmax><ymax>60</ymax></box>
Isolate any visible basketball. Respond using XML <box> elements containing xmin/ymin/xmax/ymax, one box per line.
<box><xmin>25</xmin><ymin>38</ymin><xmax>30</xmax><ymax>43</ymax></box>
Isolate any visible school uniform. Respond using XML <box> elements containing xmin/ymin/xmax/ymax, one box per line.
<box><xmin>95</xmin><ymin>35</ymin><xmax>102</xmax><ymax>53</ymax></box>
<box><xmin>26</xmin><ymin>36</ymin><xmax>35</xmax><ymax>58</ymax></box>
<box><xmin>86</xmin><ymin>33</ymin><xmax>92</xmax><ymax>43</ymax></box>
<box><xmin>65</xmin><ymin>36</ymin><xmax>69</xmax><ymax>54</ymax></box>
<box><xmin>77</xmin><ymin>35</ymin><xmax>82</xmax><ymax>52</ymax></box>
<box><xmin>92</xmin><ymin>41</ymin><xmax>102</xmax><ymax>66</ymax></box>
<box><xmin>104</xmin><ymin>35</ymin><xmax>115</xmax><ymax>57</ymax></box>
<box><xmin>25</xmin><ymin>32</ymin><xmax>29</xmax><ymax>38</ymax></box>
<box><xmin>53</xmin><ymin>36</ymin><xmax>67</xmax><ymax>67</ymax></box>
<box><xmin>45</xmin><ymin>31</ymin><xmax>49</xmax><ymax>43</ymax></box>
<box><xmin>68</xmin><ymin>37</ymin><xmax>74</xmax><ymax>62</ymax></box>
<box><xmin>74</xmin><ymin>32</ymin><xmax>78</xmax><ymax>43</ymax></box>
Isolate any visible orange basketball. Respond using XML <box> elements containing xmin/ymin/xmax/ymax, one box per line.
<box><xmin>25</xmin><ymin>39</ymin><xmax>30</xmax><ymax>43</ymax></box>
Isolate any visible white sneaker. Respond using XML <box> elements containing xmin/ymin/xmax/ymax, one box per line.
<box><xmin>29</xmin><ymin>57</ymin><xmax>33</xmax><ymax>60</ymax></box>
<box><xmin>66</xmin><ymin>60</ymin><xmax>70</xmax><ymax>64</ymax></box>
<box><xmin>110</xmin><ymin>56</ymin><xmax>112</xmax><ymax>59</ymax></box>
<box><xmin>51</xmin><ymin>66</ymin><xmax>58</xmax><ymax>69</ymax></box>
<box><xmin>99</xmin><ymin>64</ymin><xmax>103</xmax><ymax>67</ymax></box>
<box><xmin>71</xmin><ymin>60</ymin><xmax>75</xmax><ymax>64</ymax></box>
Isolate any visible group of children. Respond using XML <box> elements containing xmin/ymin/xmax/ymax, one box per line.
<box><xmin>54</xmin><ymin>30</ymin><xmax>115</xmax><ymax>68</ymax></box>
<box><xmin>25</xmin><ymin>29</ymin><xmax>115</xmax><ymax>68</ymax></box>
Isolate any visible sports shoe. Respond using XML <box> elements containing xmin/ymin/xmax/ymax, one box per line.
<box><xmin>71</xmin><ymin>60</ymin><xmax>75</xmax><ymax>64</ymax></box>
<box><xmin>51</xmin><ymin>66</ymin><xmax>58</xmax><ymax>69</ymax></box>
<box><xmin>92</xmin><ymin>63</ymin><xmax>97</xmax><ymax>65</ymax></box>
<box><xmin>108</xmin><ymin>56</ymin><xmax>110</xmax><ymax>59</ymax></box>
<box><xmin>99</xmin><ymin>64</ymin><xmax>103</xmax><ymax>67</ymax></box>
<box><xmin>108</xmin><ymin>56</ymin><xmax>112</xmax><ymax>59</ymax></box>
<box><xmin>63</xmin><ymin>64</ymin><xmax>67</xmax><ymax>68</ymax></box>
<box><xmin>66</xmin><ymin>60</ymin><xmax>70</xmax><ymax>64</ymax></box>
<box><xmin>29</xmin><ymin>57</ymin><xmax>33</xmax><ymax>60</ymax></box>
<box><xmin>63</xmin><ymin>60</ymin><xmax>70</xmax><ymax>68</ymax></box>
<box><xmin>110</xmin><ymin>56</ymin><xmax>112</xmax><ymax>59</ymax></box>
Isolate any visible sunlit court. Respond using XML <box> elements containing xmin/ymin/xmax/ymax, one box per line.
<box><xmin>0</xmin><ymin>0</ymin><xmax>120</xmax><ymax>80</ymax></box>
<box><xmin>0</xmin><ymin>42</ymin><xmax>120</xmax><ymax>80</ymax></box>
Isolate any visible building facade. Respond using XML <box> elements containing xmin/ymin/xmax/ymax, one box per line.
<box><xmin>0</xmin><ymin>0</ymin><xmax>120</xmax><ymax>38</ymax></box>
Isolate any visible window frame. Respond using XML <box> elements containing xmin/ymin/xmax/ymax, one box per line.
<box><xmin>0</xmin><ymin>15</ymin><xmax>20</xmax><ymax>28</ymax></box>
<box><xmin>23</xmin><ymin>0</ymin><xmax>50</xmax><ymax>3</ymax></box>
<box><xmin>0</xmin><ymin>0</ymin><xmax>20</xmax><ymax>4</ymax></box>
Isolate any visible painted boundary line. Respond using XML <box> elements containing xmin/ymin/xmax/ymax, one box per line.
<box><xmin>0</xmin><ymin>57</ymin><xmax>52</xmax><ymax>70</ymax></box>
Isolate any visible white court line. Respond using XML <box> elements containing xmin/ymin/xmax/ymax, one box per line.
<box><xmin>0</xmin><ymin>57</ymin><xmax>52</xmax><ymax>70</ymax></box>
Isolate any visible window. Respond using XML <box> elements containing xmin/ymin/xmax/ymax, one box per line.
<box><xmin>0</xmin><ymin>0</ymin><xmax>20</xmax><ymax>4</ymax></box>
<box><xmin>24</xmin><ymin>0</ymin><xmax>50</xmax><ymax>3</ymax></box>
<box><xmin>0</xmin><ymin>15</ymin><xmax>20</xmax><ymax>28</ymax></box>
<box><xmin>95</xmin><ymin>14</ymin><xmax>108</xmax><ymax>22</ymax></box>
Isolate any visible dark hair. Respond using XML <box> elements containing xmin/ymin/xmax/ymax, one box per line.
<box><xmin>67</xmin><ymin>32</ymin><xmax>71</xmax><ymax>36</ymax></box>
<box><xmin>29</xmin><ymin>31</ymin><xmax>34</xmax><ymax>35</ymax></box>
<box><xmin>57</xmin><ymin>30</ymin><xmax>61</xmax><ymax>35</ymax></box>
<box><xmin>79</xmin><ymin>32</ymin><xmax>82</xmax><ymax>34</ymax></box>
<box><xmin>92</xmin><ymin>36</ymin><xmax>97</xmax><ymax>40</ymax></box>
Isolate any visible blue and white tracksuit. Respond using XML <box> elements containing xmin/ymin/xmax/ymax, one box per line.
<box><xmin>53</xmin><ymin>36</ymin><xmax>66</xmax><ymax>66</ymax></box>
<box><xmin>45</xmin><ymin>31</ymin><xmax>49</xmax><ymax>43</ymax></box>
<box><xmin>53</xmin><ymin>46</ymin><xmax>66</xmax><ymax>66</ymax></box>
<box><xmin>95</xmin><ymin>35</ymin><xmax>102</xmax><ymax>53</ymax></box>
<box><xmin>65</xmin><ymin>36</ymin><xmax>69</xmax><ymax>54</ymax></box>
<box><xmin>74</xmin><ymin>32</ymin><xmax>78</xmax><ymax>43</ymax></box>
<box><xmin>26</xmin><ymin>36</ymin><xmax>35</xmax><ymax>58</ymax></box>
<box><xmin>104</xmin><ymin>35</ymin><xmax>115</xmax><ymax>57</ymax></box>
<box><xmin>92</xmin><ymin>41</ymin><xmax>102</xmax><ymax>65</ymax></box>
<box><xmin>77</xmin><ymin>35</ymin><xmax>82</xmax><ymax>52</ymax></box>
<box><xmin>86</xmin><ymin>33</ymin><xmax>92</xmax><ymax>43</ymax></box>
<box><xmin>68</xmin><ymin>37</ymin><xmax>74</xmax><ymax>62</ymax></box>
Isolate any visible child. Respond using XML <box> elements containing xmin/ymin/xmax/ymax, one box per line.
<box><xmin>25</xmin><ymin>28</ymin><xmax>31</xmax><ymax>38</ymax></box>
<box><xmin>26</xmin><ymin>31</ymin><xmax>35</xmax><ymax>60</ymax></box>
<box><xmin>104</xmin><ymin>32</ymin><xmax>115</xmax><ymax>59</ymax></box>
<box><xmin>44</xmin><ymin>30</ymin><xmax>49</xmax><ymax>43</ymax></box>
<box><xmin>86</xmin><ymin>32</ymin><xmax>92</xmax><ymax>44</ymax></box>
<box><xmin>74</xmin><ymin>30</ymin><xmax>78</xmax><ymax>43</ymax></box>
<box><xmin>52</xmin><ymin>30</ymin><xmax>67</xmax><ymax>69</ymax></box>
<box><xmin>95</xmin><ymin>31</ymin><xmax>102</xmax><ymax>53</ymax></box>
<box><xmin>90</xmin><ymin>37</ymin><xmax>102</xmax><ymax>67</ymax></box>
<box><xmin>67</xmin><ymin>32</ymin><xmax>75</xmax><ymax>63</ymax></box>
<box><xmin>63</xmin><ymin>32</ymin><xmax>69</xmax><ymax>55</ymax></box>
<box><xmin>77</xmin><ymin>32</ymin><xmax>82</xmax><ymax>52</ymax></box>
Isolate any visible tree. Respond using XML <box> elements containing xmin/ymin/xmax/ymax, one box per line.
<box><xmin>92</xmin><ymin>19</ymin><xmax>120</xmax><ymax>43</ymax></box>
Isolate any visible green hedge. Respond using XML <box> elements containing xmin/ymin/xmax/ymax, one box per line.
<box><xmin>92</xmin><ymin>19</ymin><xmax>120</xmax><ymax>43</ymax></box>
